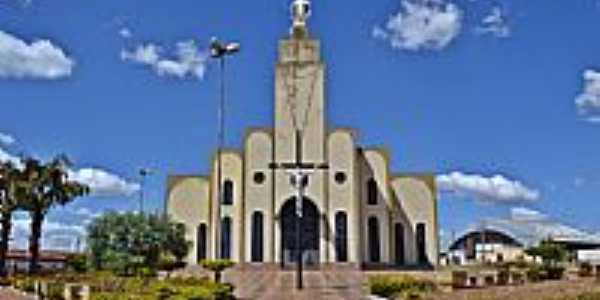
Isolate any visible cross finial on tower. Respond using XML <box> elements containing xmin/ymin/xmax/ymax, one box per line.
<box><xmin>291</xmin><ymin>0</ymin><xmax>311</xmax><ymax>36</ymax></box>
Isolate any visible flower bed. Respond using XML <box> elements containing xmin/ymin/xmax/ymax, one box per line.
<box><xmin>8</xmin><ymin>272</ymin><xmax>235</xmax><ymax>300</ymax></box>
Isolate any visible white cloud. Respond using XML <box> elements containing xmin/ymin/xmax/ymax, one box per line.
<box><xmin>484</xmin><ymin>207</ymin><xmax>600</xmax><ymax>246</ymax></box>
<box><xmin>9</xmin><ymin>215</ymin><xmax>86</xmax><ymax>252</ymax></box>
<box><xmin>575</xmin><ymin>69</ymin><xmax>600</xmax><ymax>123</ymax></box>
<box><xmin>510</xmin><ymin>207</ymin><xmax>547</xmax><ymax>222</ymax></box>
<box><xmin>437</xmin><ymin>171</ymin><xmax>540</xmax><ymax>203</ymax></box>
<box><xmin>119</xmin><ymin>28</ymin><xmax>132</xmax><ymax>39</ymax></box>
<box><xmin>67</xmin><ymin>168</ymin><xmax>140</xmax><ymax>197</ymax></box>
<box><xmin>0</xmin><ymin>31</ymin><xmax>74</xmax><ymax>79</ymax></box>
<box><xmin>476</xmin><ymin>7</ymin><xmax>510</xmax><ymax>38</ymax></box>
<box><xmin>0</xmin><ymin>132</ymin><xmax>15</xmax><ymax>145</ymax></box>
<box><xmin>0</xmin><ymin>147</ymin><xmax>22</xmax><ymax>167</ymax></box>
<box><xmin>0</xmin><ymin>133</ymin><xmax>137</xmax><ymax>197</ymax></box>
<box><xmin>121</xmin><ymin>40</ymin><xmax>208</xmax><ymax>80</ymax></box>
<box><xmin>373</xmin><ymin>0</ymin><xmax>463</xmax><ymax>51</ymax></box>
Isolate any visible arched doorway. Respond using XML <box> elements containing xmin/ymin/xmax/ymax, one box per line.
<box><xmin>280</xmin><ymin>197</ymin><xmax>320</xmax><ymax>268</ymax></box>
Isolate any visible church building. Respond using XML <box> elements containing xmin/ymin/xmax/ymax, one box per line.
<box><xmin>166</xmin><ymin>0</ymin><xmax>439</xmax><ymax>269</ymax></box>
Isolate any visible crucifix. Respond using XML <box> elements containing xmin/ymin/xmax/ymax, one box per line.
<box><xmin>270</xmin><ymin>129</ymin><xmax>327</xmax><ymax>290</ymax></box>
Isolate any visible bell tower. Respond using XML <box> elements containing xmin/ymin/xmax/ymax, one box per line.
<box><xmin>274</xmin><ymin>0</ymin><xmax>326</xmax><ymax>165</ymax></box>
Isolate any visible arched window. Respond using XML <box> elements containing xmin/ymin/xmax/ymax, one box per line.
<box><xmin>223</xmin><ymin>180</ymin><xmax>234</xmax><ymax>205</ymax></box>
<box><xmin>197</xmin><ymin>223</ymin><xmax>207</xmax><ymax>263</ymax></box>
<box><xmin>367</xmin><ymin>178</ymin><xmax>378</xmax><ymax>205</ymax></box>
<box><xmin>221</xmin><ymin>217</ymin><xmax>232</xmax><ymax>259</ymax></box>
<box><xmin>394</xmin><ymin>223</ymin><xmax>405</xmax><ymax>266</ymax></box>
<box><xmin>335</xmin><ymin>211</ymin><xmax>348</xmax><ymax>262</ymax></box>
<box><xmin>251</xmin><ymin>211</ymin><xmax>264</xmax><ymax>262</ymax></box>
<box><xmin>416</xmin><ymin>223</ymin><xmax>427</xmax><ymax>265</ymax></box>
<box><xmin>368</xmin><ymin>216</ymin><xmax>380</xmax><ymax>263</ymax></box>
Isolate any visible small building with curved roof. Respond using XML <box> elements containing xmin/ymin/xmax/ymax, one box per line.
<box><xmin>447</xmin><ymin>229</ymin><xmax>525</xmax><ymax>265</ymax></box>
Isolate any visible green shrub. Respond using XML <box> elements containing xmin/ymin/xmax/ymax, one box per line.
<box><xmin>67</xmin><ymin>254</ymin><xmax>89</xmax><ymax>274</ymax></box>
<box><xmin>369</xmin><ymin>275</ymin><xmax>436</xmax><ymax>299</ymax></box>
<box><xmin>15</xmin><ymin>277</ymin><xmax>36</xmax><ymax>292</ymax></box>
<box><xmin>0</xmin><ymin>277</ymin><xmax>11</xmax><ymax>286</ymax></box>
<box><xmin>497</xmin><ymin>269</ymin><xmax>510</xmax><ymax>285</ymax></box>
<box><xmin>526</xmin><ymin>265</ymin><xmax>546</xmax><ymax>282</ymax></box>
<box><xmin>201</xmin><ymin>259</ymin><xmax>235</xmax><ymax>283</ymax></box>
<box><xmin>580</xmin><ymin>262</ymin><xmax>593</xmax><ymax>277</ymax></box>
<box><xmin>88</xmin><ymin>276</ymin><xmax>234</xmax><ymax>300</ymax></box>
<box><xmin>576</xmin><ymin>292</ymin><xmax>600</xmax><ymax>300</ymax></box>
<box><xmin>451</xmin><ymin>271</ymin><xmax>468</xmax><ymax>288</ymax></box>
<box><xmin>526</xmin><ymin>264</ymin><xmax>565</xmax><ymax>282</ymax></box>
<box><xmin>545</xmin><ymin>265</ymin><xmax>565</xmax><ymax>280</ymax></box>
<box><xmin>47</xmin><ymin>282</ymin><xmax>65</xmax><ymax>300</ymax></box>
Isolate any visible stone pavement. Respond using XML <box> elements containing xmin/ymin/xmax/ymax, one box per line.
<box><xmin>224</xmin><ymin>269</ymin><xmax>369</xmax><ymax>300</ymax></box>
<box><xmin>0</xmin><ymin>288</ymin><xmax>34</xmax><ymax>300</ymax></box>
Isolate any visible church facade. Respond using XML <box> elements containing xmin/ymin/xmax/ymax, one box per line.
<box><xmin>166</xmin><ymin>1</ymin><xmax>439</xmax><ymax>269</ymax></box>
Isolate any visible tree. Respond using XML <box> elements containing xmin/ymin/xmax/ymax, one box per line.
<box><xmin>0</xmin><ymin>162</ymin><xmax>21</xmax><ymax>276</ymax></box>
<box><xmin>167</xmin><ymin>223</ymin><xmax>190</xmax><ymax>263</ymax></box>
<box><xmin>19</xmin><ymin>156</ymin><xmax>89</xmax><ymax>274</ymax></box>
<box><xmin>201</xmin><ymin>259</ymin><xmax>235</xmax><ymax>283</ymax></box>
<box><xmin>525</xmin><ymin>240</ymin><xmax>567</xmax><ymax>266</ymax></box>
<box><xmin>87</xmin><ymin>212</ymin><xmax>191</xmax><ymax>275</ymax></box>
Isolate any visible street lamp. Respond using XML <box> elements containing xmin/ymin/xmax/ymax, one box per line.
<box><xmin>139</xmin><ymin>168</ymin><xmax>154</xmax><ymax>214</ymax></box>
<box><xmin>210</xmin><ymin>37</ymin><xmax>240</xmax><ymax>259</ymax></box>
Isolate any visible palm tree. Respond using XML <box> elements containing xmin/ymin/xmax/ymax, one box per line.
<box><xmin>0</xmin><ymin>162</ymin><xmax>20</xmax><ymax>276</ymax></box>
<box><xmin>20</xmin><ymin>156</ymin><xmax>89</xmax><ymax>274</ymax></box>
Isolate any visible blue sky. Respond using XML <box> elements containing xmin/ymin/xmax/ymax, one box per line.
<box><xmin>1</xmin><ymin>0</ymin><xmax>600</xmax><ymax>251</ymax></box>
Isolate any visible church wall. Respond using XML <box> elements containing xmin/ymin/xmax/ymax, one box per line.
<box><xmin>166</xmin><ymin>176</ymin><xmax>210</xmax><ymax>266</ymax></box>
<box><xmin>359</xmin><ymin>149</ymin><xmax>392</xmax><ymax>265</ymax></box>
<box><xmin>244</xmin><ymin>130</ymin><xmax>274</xmax><ymax>263</ymax></box>
<box><xmin>274</xmin><ymin>39</ymin><xmax>326</xmax><ymax>165</ymax></box>
<box><xmin>327</xmin><ymin>130</ymin><xmax>359</xmax><ymax>264</ymax></box>
<box><xmin>391</xmin><ymin>175</ymin><xmax>439</xmax><ymax>267</ymax></box>
<box><xmin>210</xmin><ymin>151</ymin><xmax>244</xmax><ymax>262</ymax></box>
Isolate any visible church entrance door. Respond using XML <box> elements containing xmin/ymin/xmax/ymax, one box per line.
<box><xmin>280</xmin><ymin>197</ymin><xmax>320</xmax><ymax>268</ymax></box>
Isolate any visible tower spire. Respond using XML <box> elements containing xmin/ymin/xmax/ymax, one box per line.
<box><xmin>291</xmin><ymin>0</ymin><xmax>311</xmax><ymax>37</ymax></box>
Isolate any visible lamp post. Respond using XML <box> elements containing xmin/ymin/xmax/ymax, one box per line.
<box><xmin>210</xmin><ymin>37</ymin><xmax>240</xmax><ymax>259</ymax></box>
<box><xmin>139</xmin><ymin>168</ymin><xmax>153</xmax><ymax>214</ymax></box>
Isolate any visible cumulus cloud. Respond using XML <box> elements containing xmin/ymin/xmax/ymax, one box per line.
<box><xmin>0</xmin><ymin>132</ymin><xmax>15</xmax><ymax>145</ymax></box>
<box><xmin>484</xmin><ymin>207</ymin><xmax>600</xmax><ymax>246</ymax></box>
<box><xmin>9</xmin><ymin>211</ymin><xmax>88</xmax><ymax>252</ymax></box>
<box><xmin>0</xmin><ymin>31</ymin><xmax>74</xmax><ymax>79</ymax></box>
<box><xmin>67</xmin><ymin>168</ymin><xmax>140</xmax><ymax>197</ymax></box>
<box><xmin>436</xmin><ymin>171</ymin><xmax>540</xmax><ymax>203</ymax></box>
<box><xmin>121</xmin><ymin>40</ymin><xmax>208</xmax><ymax>79</ymax></box>
<box><xmin>0</xmin><ymin>147</ymin><xmax>22</xmax><ymax>167</ymax></box>
<box><xmin>0</xmin><ymin>134</ymin><xmax>138</xmax><ymax>197</ymax></box>
<box><xmin>373</xmin><ymin>0</ymin><xmax>463</xmax><ymax>51</ymax></box>
<box><xmin>575</xmin><ymin>69</ymin><xmax>600</xmax><ymax>123</ymax></box>
<box><xmin>476</xmin><ymin>7</ymin><xmax>510</xmax><ymax>38</ymax></box>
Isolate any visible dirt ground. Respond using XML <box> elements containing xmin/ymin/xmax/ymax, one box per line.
<box><xmin>426</xmin><ymin>278</ymin><xmax>600</xmax><ymax>300</ymax></box>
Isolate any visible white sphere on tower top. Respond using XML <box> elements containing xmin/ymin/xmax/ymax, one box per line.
<box><xmin>291</xmin><ymin>0</ymin><xmax>311</xmax><ymax>28</ymax></box>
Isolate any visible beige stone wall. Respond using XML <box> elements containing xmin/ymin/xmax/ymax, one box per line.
<box><xmin>210</xmin><ymin>151</ymin><xmax>244</xmax><ymax>262</ymax></box>
<box><xmin>359</xmin><ymin>149</ymin><xmax>391</xmax><ymax>264</ymax></box>
<box><xmin>327</xmin><ymin>130</ymin><xmax>360</xmax><ymax>263</ymax></box>
<box><xmin>274</xmin><ymin>38</ymin><xmax>326</xmax><ymax>165</ymax></box>
<box><xmin>273</xmin><ymin>37</ymin><xmax>328</xmax><ymax>263</ymax></box>
<box><xmin>391</xmin><ymin>175</ymin><xmax>439</xmax><ymax>267</ymax></box>
<box><xmin>244</xmin><ymin>130</ymin><xmax>274</xmax><ymax>263</ymax></box>
<box><xmin>166</xmin><ymin>176</ymin><xmax>210</xmax><ymax>265</ymax></box>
